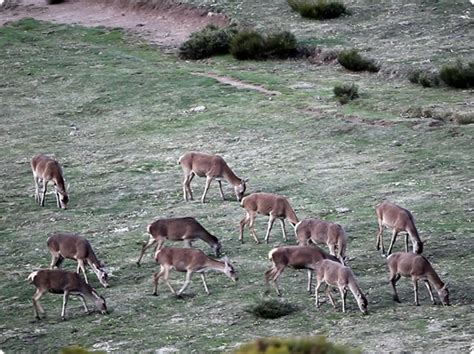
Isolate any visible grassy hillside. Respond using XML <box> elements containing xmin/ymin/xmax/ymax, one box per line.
<box><xmin>0</xmin><ymin>13</ymin><xmax>473</xmax><ymax>353</ymax></box>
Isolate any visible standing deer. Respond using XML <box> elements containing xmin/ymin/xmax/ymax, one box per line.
<box><xmin>264</xmin><ymin>245</ymin><xmax>339</xmax><ymax>295</ymax></box>
<box><xmin>47</xmin><ymin>233</ymin><xmax>109</xmax><ymax>288</ymax></box>
<box><xmin>387</xmin><ymin>252</ymin><xmax>449</xmax><ymax>306</ymax></box>
<box><xmin>28</xmin><ymin>269</ymin><xmax>108</xmax><ymax>320</ymax></box>
<box><xmin>152</xmin><ymin>248</ymin><xmax>238</xmax><ymax>296</ymax></box>
<box><xmin>31</xmin><ymin>154</ymin><xmax>69</xmax><ymax>209</ymax></box>
<box><xmin>178</xmin><ymin>151</ymin><xmax>248</xmax><ymax>203</ymax></box>
<box><xmin>296</xmin><ymin>218</ymin><xmax>347</xmax><ymax>264</ymax></box>
<box><xmin>136</xmin><ymin>217</ymin><xmax>222</xmax><ymax>266</ymax></box>
<box><xmin>239</xmin><ymin>192</ymin><xmax>299</xmax><ymax>244</ymax></box>
<box><xmin>314</xmin><ymin>259</ymin><xmax>368</xmax><ymax>314</ymax></box>
<box><xmin>376</xmin><ymin>201</ymin><xmax>423</xmax><ymax>255</ymax></box>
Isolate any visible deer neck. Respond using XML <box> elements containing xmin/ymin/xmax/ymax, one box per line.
<box><xmin>427</xmin><ymin>269</ymin><xmax>445</xmax><ymax>290</ymax></box>
<box><xmin>222</xmin><ymin>165</ymin><xmax>241</xmax><ymax>187</ymax></box>
<box><xmin>205</xmin><ymin>258</ymin><xmax>226</xmax><ymax>272</ymax></box>
<box><xmin>200</xmin><ymin>232</ymin><xmax>218</xmax><ymax>246</ymax></box>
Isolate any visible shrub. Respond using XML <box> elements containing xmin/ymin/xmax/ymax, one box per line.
<box><xmin>247</xmin><ymin>300</ymin><xmax>297</xmax><ymax>319</ymax></box>
<box><xmin>408</xmin><ymin>68</ymin><xmax>440</xmax><ymax>88</ymax></box>
<box><xmin>408</xmin><ymin>69</ymin><xmax>422</xmax><ymax>84</ymax></box>
<box><xmin>179</xmin><ymin>25</ymin><xmax>238</xmax><ymax>60</ymax></box>
<box><xmin>288</xmin><ymin>0</ymin><xmax>347</xmax><ymax>20</ymax></box>
<box><xmin>338</xmin><ymin>49</ymin><xmax>379</xmax><ymax>72</ymax></box>
<box><xmin>229</xmin><ymin>30</ymin><xmax>266</xmax><ymax>60</ymax></box>
<box><xmin>334</xmin><ymin>82</ymin><xmax>359</xmax><ymax>104</ymax></box>
<box><xmin>234</xmin><ymin>336</ymin><xmax>357</xmax><ymax>354</ymax></box>
<box><xmin>439</xmin><ymin>60</ymin><xmax>474</xmax><ymax>89</ymax></box>
<box><xmin>265</xmin><ymin>31</ymin><xmax>297</xmax><ymax>58</ymax></box>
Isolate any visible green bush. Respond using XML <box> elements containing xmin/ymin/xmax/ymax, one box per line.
<box><xmin>229</xmin><ymin>30</ymin><xmax>266</xmax><ymax>60</ymax></box>
<box><xmin>288</xmin><ymin>0</ymin><xmax>347</xmax><ymax>20</ymax></box>
<box><xmin>247</xmin><ymin>300</ymin><xmax>297</xmax><ymax>319</ymax></box>
<box><xmin>265</xmin><ymin>31</ymin><xmax>298</xmax><ymax>58</ymax></box>
<box><xmin>334</xmin><ymin>82</ymin><xmax>359</xmax><ymax>104</ymax></box>
<box><xmin>179</xmin><ymin>25</ymin><xmax>237</xmax><ymax>60</ymax></box>
<box><xmin>408</xmin><ymin>69</ymin><xmax>440</xmax><ymax>88</ymax></box>
<box><xmin>439</xmin><ymin>60</ymin><xmax>474</xmax><ymax>89</ymax></box>
<box><xmin>234</xmin><ymin>336</ymin><xmax>357</xmax><ymax>354</ymax></box>
<box><xmin>338</xmin><ymin>49</ymin><xmax>379</xmax><ymax>72</ymax></box>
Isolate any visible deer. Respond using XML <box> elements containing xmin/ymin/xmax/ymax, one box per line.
<box><xmin>376</xmin><ymin>201</ymin><xmax>423</xmax><ymax>256</ymax></box>
<box><xmin>387</xmin><ymin>252</ymin><xmax>450</xmax><ymax>306</ymax></box>
<box><xmin>295</xmin><ymin>218</ymin><xmax>348</xmax><ymax>265</ymax></box>
<box><xmin>136</xmin><ymin>217</ymin><xmax>222</xmax><ymax>266</ymax></box>
<box><xmin>178</xmin><ymin>151</ymin><xmax>248</xmax><ymax>203</ymax></box>
<box><xmin>314</xmin><ymin>259</ymin><xmax>368</xmax><ymax>315</ymax></box>
<box><xmin>152</xmin><ymin>247</ymin><xmax>238</xmax><ymax>296</ymax></box>
<box><xmin>31</xmin><ymin>154</ymin><xmax>69</xmax><ymax>209</ymax></box>
<box><xmin>239</xmin><ymin>192</ymin><xmax>299</xmax><ymax>244</ymax></box>
<box><xmin>28</xmin><ymin>269</ymin><xmax>108</xmax><ymax>320</ymax></box>
<box><xmin>264</xmin><ymin>245</ymin><xmax>340</xmax><ymax>296</ymax></box>
<box><xmin>47</xmin><ymin>233</ymin><xmax>109</xmax><ymax>288</ymax></box>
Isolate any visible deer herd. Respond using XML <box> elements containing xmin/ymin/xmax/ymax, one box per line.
<box><xmin>27</xmin><ymin>151</ymin><xmax>450</xmax><ymax>320</ymax></box>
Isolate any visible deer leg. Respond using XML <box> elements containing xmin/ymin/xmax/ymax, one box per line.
<box><xmin>183</xmin><ymin>239</ymin><xmax>192</xmax><ymax>248</ymax></box>
<box><xmin>423</xmin><ymin>280</ymin><xmax>436</xmax><ymax>305</ymax></box>
<box><xmin>278</xmin><ymin>218</ymin><xmax>288</xmax><ymax>241</ymax></box>
<box><xmin>40</xmin><ymin>180</ymin><xmax>48</xmax><ymax>207</ymax></box>
<box><xmin>326</xmin><ymin>285</ymin><xmax>337</xmax><ymax>308</ymax></box>
<box><xmin>54</xmin><ymin>186</ymin><xmax>61</xmax><ymax>208</ymax></box>
<box><xmin>307</xmin><ymin>270</ymin><xmax>313</xmax><ymax>294</ymax></box>
<box><xmin>50</xmin><ymin>253</ymin><xmax>61</xmax><ymax>269</ymax></box>
<box><xmin>413</xmin><ymin>279</ymin><xmax>420</xmax><ymax>306</ymax></box>
<box><xmin>136</xmin><ymin>237</ymin><xmax>157</xmax><ymax>266</ymax></box>
<box><xmin>61</xmin><ymin>290</ymin><xmax>70</xmax><ymax>320</ymax></box>
<box><xmin>201</xmin><ymin>176</ymin><xmax>213</xmax><ymax>203</ymax></box>
<box><xmin>239</xmin><ymin>214</ymin><xmax>249</xmax><ymax>244</ymax></box>
<box><xmin>152</xmin><ymin>268</ymin><xmax>164</xmax><ymax>296</ymax></box>
<box><xmin>162</xmin><ymin>268</ymin><xmax>177</xmax><ymax>295</ymax></box>
<box><xmin>77</xmin><ymin>259</ymin><xmax>89</xmax><ymax>284</ymax></box>
<box><xmin>187</xmin><ymin>173</ymin><xmax>195</xmax><ymax>200</ymax></box>
<box><xmin>271</xmin><ymin>266</ymin><xmax>285</xmax><ymax>296</ymax></box>
<box><xmin>76</xmin><ymin>294</ymin><xmax>89</xmax><ymax>314</ymax></box>
<box><xmin>390</xmin><ymin>273</ymin><xmax>401</xmax><ymax>302</ymax></box>
<box><xmin>386</xmin><ymin>230</ymin><xmax>399</xmax><ymax>256</ymax></box>
<box><xmin>32</xmin><ymin>289</ymin><xmax>46</xmax><ymax>319</ymax></box>
<box><xmin>314</xmin><ymin>279</ymin><xmax>323</xmax><ymax>308</ymax></box>
<box><xmin>264</xmin><ymin>214</ymin><xmax>276</xmax><ymax>244</ymax></box>
<box><xmin>217</xmin><ymin>180</ymin><xmax>225</xmax><ymax>201</ymax></box>
<box><xmin>177</xmin><ymin>270</ymin><xmax>193</xmax><ymax>295</ymax></box>
<box><xmin>183</xmin><ymin>173</ymin><xmax>190</xmax><ymax>201</ymax></box>
<box><xmin>200</xmin><ymin>273</ymin><xmax>210</xmax><ymax>295</ymax></box>
<box><xmin>248</xmin><ymin>212</ymin><xmax>260</xmax><ymax>244</ymax></box>
<box><xmin>340</xmin><ymin>287</ymin><xmax>347</xmax><ymax>313</ymax></box>
<box><xmin>33</xmin><ymin>176</ymin><xmax>40</xmax><ymax>204</ymax></box>
<box><xmin>328</xmin><ymin>243</ymin><xmax>336</xmax><ymax>256</ymax></box>
<box><xmin>405</xmin><ymin>233</ymin><xmax>409</xmax><ymax>253</ymax></box>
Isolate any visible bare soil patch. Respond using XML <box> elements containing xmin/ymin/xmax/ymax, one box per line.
<box><xmin>0</xmin><ymin>0</ymin><xmax>229</xmax><ymax>47</ymax></box>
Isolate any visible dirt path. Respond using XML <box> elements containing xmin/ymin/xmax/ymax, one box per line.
<box><xmin>0</xmin><ymin>0</ymin><xmax>229</xmax><ymax>47</ymax></box>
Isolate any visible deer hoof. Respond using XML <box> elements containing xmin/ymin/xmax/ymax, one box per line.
<box><xmin>152</xmin><ymin>292</ymin><xmax>158</xmax><ymax>296</ymax></box>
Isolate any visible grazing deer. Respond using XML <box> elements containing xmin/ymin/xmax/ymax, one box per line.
<box><xmin>152</xmin><ymin>248</ymin><xmax>238</xmax><ymax>296</ymax></box>
<box><xmin>47</xmin><ymin>233</ymin><xmax>109</xmax><ymax>288</ymax></box>
<box><xmin>178</xmin><ymin>151</ymin><xmax>248</xmax><ymax>203</ymax></box>
<box><xmin>239</xmin><ymin>192</ymin><xmax>299</xmax><ymax>244</ymax></box>
<box><xmin>28</xmin><ymin>269</ymin><xmax>107</xmax><ymax>320</ymax></box>
<box><xmin>137</xmin><ymin>217</ymin><xmax>222</xmax><ymax>266</ymax></box>
<box><xmin>31</xmin><ymin>154</ymin><xmax>69</xmax><ymax>209</ymax></box>
<box><xmin>296</xmin><ymin>218</ymin><xmax>347</xmax><ymax>264</ymax></box>
<box><xmin>264</xmin><ymin>245</ymin><xmax>339</xmax><ymax>295</ymax></box>
<box><xmin>376</xmin><ymin>201</ymin><xmax>423</xmax><ymax>255</ymax></box>
<box><xmin>314</xmin><ymin>259</ymin><xmax>368</xmax><ymax>314</ymax></box>
<box><xmin>387</xmin><ymin>252</ymin><xmax>449</xmax><ymax>306</ymax></box>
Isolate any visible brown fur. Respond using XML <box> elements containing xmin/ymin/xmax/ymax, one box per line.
<box><xmin>47</xmin><ymin>233</ymin><xmax>109</xmax><ymax>288</ymax></box>
<box><xmin>314</xmin><ymin>259</ymin><xmax>368</xmax><ymax>314</ymax></box>
<box><xmin>152</xmin><ymin>247</ymin><xmax>238</xmax><ymax>296</ymax></box>
<box><xmin>376</xmin><ymin>201</ymin><xmax>423</xmax><ymax>255</ymax></box>
<box><xmin>136</xmin><ymin>217</ymin><xmax>222</xmax><ymax>266</ymax></box>
<box><xmin>264</xmin><ymin>245</ymin><xmax>339</xmax><ymax>295</ymax></box>
<box><xmin>296</xmin><ymin>218</ymin><xmax>347</xmax><ymax>264</ymax></box>
<box><xmin>178</xmin><ymin>151</ymin><xmax>247</xmax><ymax>203</ymax></box>
<box><xmin>31</xmin><ymin>154</ymin><xmax>69</xmax><ymax>209</ymax></box>
<box><xmin>28</xmin><ymin>269</ymin><xmax>107</xmax><ymax>320</ymax></box>
<box><xmin>239</xmin><ymin>192</ymin><xmax>299</xmax><ymax>244</ymax></box>
<box><xmin>387</xmin><ymin>252</ymin><xmax>449</xmax><ymax>306</ymax></box>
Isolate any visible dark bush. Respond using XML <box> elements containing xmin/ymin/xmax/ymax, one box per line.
<box><xmin>338</xmin><ymin>49</ymin><xmax>379</xmax><ymax>72</ymax></box>
<box><xmin>234</xmin><ymin>336</ymin><xmax>356</xmax><ymax>354</ymax></box>
<box><xmin>179</xmin><ymin>25</ymin><xmax>238</xmax><ymax>60</ymax></box>
<box><xmin>288</xmin><ymin>0</ymin><xmax>347</xmax><ymax>20</ymax></box>
<box><xmin>46</xmin><ymin>0</ymin><xmax>66</xmax><ymax>4</ymax></box>
<box><xmin>408</xmin><ymin>69</ymin><xmax>422</xmax><ymax>84</ymax></box>
<box><xmin>408</xmin><ymin>69</ymin><xmax>440</xmax><ymax>88</ymax></box>
<box><xmin>439</xmin><ymin>60</ymin><xmax>474</xmax><ymax>89</ymax></box>
<box><xmin>265</xmin><ymin>31</ymin><xmax>297</xmax><ymax>58</ymax></box>
<box><xmin>229</xmin><ymin>30</ymin><xmax>266</xmax><ymax>60</ymax></box>
<box><xmin>334</xmin><ymin>82</ymin><xmax>359</xmax><ymax>104</ymax></box>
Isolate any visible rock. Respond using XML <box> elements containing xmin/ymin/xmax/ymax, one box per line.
<box><xmin>336</xmin><ymin>207</ymin><xmax>351</xmax><ymax>213</ymax></box>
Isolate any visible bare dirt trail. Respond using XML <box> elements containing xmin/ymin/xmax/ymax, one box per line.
<box><xmin>0</xmin><ymin>0</ymin><xmax>229</xmax><ymax>47</ymax></box>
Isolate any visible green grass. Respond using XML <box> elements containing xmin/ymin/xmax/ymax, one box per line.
<box><xmin>0</xmin><ymin>17</ymin><xmax>473</xmax><ymax>352</ymax></box>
